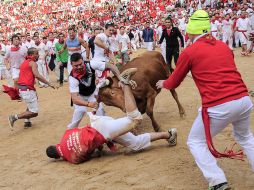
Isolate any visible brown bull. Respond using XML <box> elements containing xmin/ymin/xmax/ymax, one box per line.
<box><xmin>97</xmin><ymin>51</ymin><xmax>185</xmax><ymax>132</ymax></box>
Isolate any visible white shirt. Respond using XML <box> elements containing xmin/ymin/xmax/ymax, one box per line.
<box><xmin>222</xmin><ymin>19</ymin><xmax>233</xmax><ymax>34</ymax></box>
<box><xmin>94</xmin><ymin>33</ymin><xmax>110</xmax><ymax>60</ymax></box>
<box><xmin>211</xmin><ymin>20</ymin><xmax>220</xmax><ymax>32</ymax></box>
<box><xmin>116</xmin><ymin>33</ymin><xmax>130</xmax><ymax>52</ymax></box>
<box><xmin>46</xmin><ymin>39</ymin><xmax>58</xmax><ymax>55</ymax></box>
<box><xmin>223</xmin><ymin>9</ymin><xmax>232</xmax><ymax>16</ymax></box>
<box><xmin>25</xmin><ymin>40</ymin><xmax>35</xmax><ymax>49</ymax></box>
<box><xmin>32</xmin><ymin>43</ymin><xmax>48</xmax><ymax>60</ymax></box>
<box><xmin>4</xmin><ymin>46</ymin><xmax>27</xmax><ymax>68</ymax></box>
<box><xmin>0</xmin><ymin>43</ymin><xmax>6</xmax><ymax>66</ymax></box>
<box><xmin>109</xmin><ymin>35</ymin><xmax>119</xmax><ymax>52</ymax></box>
<box><xmin>236</xmin><ymin>18</ymin><xmax>251</xmax><ymax>31</ymax></box>
<box><xmin>69</xmin><ymin>76</ymin><xmax>79</xmax><ymax>93</ymax></box>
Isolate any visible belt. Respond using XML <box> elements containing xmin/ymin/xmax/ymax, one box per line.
<box><xmin>18</xmin><ymin>85</ymin><xmax>30</xmax><ymax>91</ymax></box>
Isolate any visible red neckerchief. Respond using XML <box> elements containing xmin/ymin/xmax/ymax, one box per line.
<box><xmin>0</xmin><ymin>44</ymin><xmax>1</xmax><ymax>50</ymax></box>
<box><xmin>35</xmin><ymin>42</ymin><xmax>40</xmax><ymax>46</ymax></box>
<box><xmin>167</xmin><ymin>28</ymin><xmax>172</xmax><ymax>36</ymax></box>
<box><xmin>50</xmin><ymin>39</ymin><xmax>54</xmax><ymax>43</ymax></box>
<box><xmin>11</xmin><ymin>46</ymin><xmax>20</xmax><ymax>51</ymax></box>
<box><xmin>25</xmin><ymin>55</ymin><xmax>36</xmax><ymax>61</ymax></box>
<box><xmin>72</xmin><ymin>66</ymin><xmax>86</xmax><ymax>80</ymax></box>
<box><xmin>162</xmin><ymin>25</ymin><xmax>166</xmax><ymax>30</ymax></box>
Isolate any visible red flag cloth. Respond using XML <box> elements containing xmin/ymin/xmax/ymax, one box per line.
<box><xmin>2</xmin><ymin>85</ymin><xmax>21</xmax><ymax>100</ymax></box>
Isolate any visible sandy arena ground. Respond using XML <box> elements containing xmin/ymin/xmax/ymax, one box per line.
<box><xmin>0</xmin><ymin>49</ymin><xmax>254</xmax><ymax>190</ymax></box>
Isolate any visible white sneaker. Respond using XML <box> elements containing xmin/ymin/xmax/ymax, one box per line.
<box><xmin>168</xmin><ymin>128</ymin><xmax>177</xmax><ymax>146</ymax></box>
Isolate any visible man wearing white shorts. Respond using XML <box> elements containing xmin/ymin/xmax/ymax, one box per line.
<box><xmin>8</xmin><ymin>48</ymin><xmax>56</xmax><ymax>129</ymax></box>
<box><xmin>67</xmin><ymin>53</ymin><xmax>104</xmax><ymax>129</ymax></box>
<box><xmin>4</xmin><ymin>34</ymin><xmax>26</xmax><ymax>88</ymax></box>
<box><xmin>46</xmin><ymin>68</ymin><xmax>177</xmax><ymax>164</ymax></box>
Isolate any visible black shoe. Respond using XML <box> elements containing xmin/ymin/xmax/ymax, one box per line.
<box><xmin>209</xmin><ymin>182</ymin><xmax>231</xmax><ymax>190</ymax></box>
<box><xmin>24</xmin><ymin>122</ymin><xmax>32</xmax><ymax>128</ymax></box>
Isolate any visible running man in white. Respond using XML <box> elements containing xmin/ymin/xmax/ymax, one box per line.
<box><xmin>117</xmin><ymin>26</ymin><xmax>132</xmax><ymax>65</ymax></box>
<box><xmin>222</xmin><ymin>14</ymin><xmax>234</xmax><ymax>50</ymax></box>
<box><xmin>0</xmin><ymin>39</ymin><xmax>12</xmax><ymax>86</ymax></box>
<box><xmin>236</xmin><ymin>11</ymin><xmax>251</xmax><ymax>55</ymax></box>
<box><xmin>32</xmin><ymin>35</ymin><xmax>49</xmax><ymax>87</ymax></box>
<box><xmin>210</xmin><ymin>16</ymin><xmax>220</xmax><ymax>40</ymax></box>
<box><xmin>4</xmin><ymin>34</ymin><xmax>27</xmax><ymax>88</ymax></box>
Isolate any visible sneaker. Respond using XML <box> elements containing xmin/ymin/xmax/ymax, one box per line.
<box><xmin>209</xmin><ymin>182</ymin><xmax>231</xmax><ymax>190</ymax></box>
<box><xmin>168</xmin><ymin>128</ymin><xmax>177</xmax><ymax>146</ymax></box>
<box><xmin>119</xmin><ymin>68</ymin><xmax>137</xmax><ymax>85</ymax></box>
<box><xmin>8</xmin><ymin>115</ymin><xmax>17</xmax><ymax>130</ymax></box>
<box><xmin>99</xmin><ymin>79</ymin><xmax>110</xmax><ymax>88</ymax></box>
<box><xmin>24</xmin><ymin>122</ymin><xmax>32</xmax><ymax>128</ymax></box>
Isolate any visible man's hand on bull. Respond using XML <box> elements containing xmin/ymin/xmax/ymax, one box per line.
<box><xmin>88</xmin><ymin>102</ymin><xmax>99</xmax><ymax>109</ymax></box>
<box><xmin>156</xmin><ymin>80</ymin><xmax>165</xmax><ymax>89</ymax></box>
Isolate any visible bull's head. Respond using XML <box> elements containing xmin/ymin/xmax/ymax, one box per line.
<box><xmin>97</xmin><ymin>77</ymin><xmax>126</xmax><ymax>112</ymax></box>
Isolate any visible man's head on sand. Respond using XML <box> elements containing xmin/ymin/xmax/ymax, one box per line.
<box><xmin>46</xmin><ymin>146</ymin><xmax>60</xmax><ymax>159</ymax></box>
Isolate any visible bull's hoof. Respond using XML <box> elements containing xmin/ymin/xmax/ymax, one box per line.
<box><xmin>180</xmin><ymin>113</ymin><xmax>186</xmax><ymax>118</ymax></box>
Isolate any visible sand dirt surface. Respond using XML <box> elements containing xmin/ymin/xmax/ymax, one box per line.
<box><xmin>0</xmin><ymin>49</ymin><xmax>254</xmax><ymax>190</ymax></box>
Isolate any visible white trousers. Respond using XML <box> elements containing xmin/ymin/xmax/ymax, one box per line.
<box><xmin>67</xmin><ymin>93</ymin><xmax>105</xmax><ymax>129</ymax></box>
<box><xmin>187</xmin><ymin>96</ymin><xmax>254</xmax><ymax>187</ymax></box>
<box><xmin>37</xmin><ymin>60</ymin><xmax>49</xmax><ymax>86</ymax></box>
<box><xmin>234</xmin><ymin>31</ymin><xmax>240</xmax><ymax>47</ymax></box>
<box><xmin>222</xmin><ymin>33</ymin><xmax>233</xmax><ymax>50</ymax></box>
<box><xmin>88</xmin><ymin>113</ymin><xmax>151</xmax><ymax>151</ymax></box>
<box><xmin>160</xmin><ymin>41</ymin><xmax>167</xmax><ymax>63</ymax></box>
<box><xmin>144</xmin><ymin>42</ymin><xmax>153</xmax><ymax>51</ymax></box>
<box><xmin>0</xmin><ymin>66</ymin><xmax>13</xmax><ymax>86</ymax></box>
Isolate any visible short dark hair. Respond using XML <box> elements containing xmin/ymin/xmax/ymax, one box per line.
<box><xmin>46</xmin><ymin>146</ymin><xmax>60</xmax><ymax>159</ymax></box>
<box><xmin>42</xmin><ymin>36</ymin><xmax>47</xmax><ymax>40</ymax></box>
<box><xmin>11</xmin><ymin>34</ymin><xmax>20</xmax><ymax>42</ymax></box>
<box><xmin>105</xmin><ymin>22</ymin><xmax>114</xmax><ymax>29</ymax></box>
<box><xmin>68</xmin><ymin>25</ymin><xmax>77</xmax><ymax>32</ymax></box>
<box><xmin>58</xmin><ymin>32</ymin><xmax>64</xmax><ymax>37</ymax></box>
<box><xmin>120</xmin><ymin>26</ymin><xmax>125</xmax><ymax>29</ymax></box>
<box><xmin>27</xmin><ymin>47</ymin><xmax>38</xmax><ymax>56</ymax></box>
<box><xmin>70</xmin><ymin>53</ymin><xmax>83</xmax><ymax>63</ymax></box>
<box><xmin>165</xmin><ymin>17</ymin><xmax>174</xmax><ymax>25</ymax></box>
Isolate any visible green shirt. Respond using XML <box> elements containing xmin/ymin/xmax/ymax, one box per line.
<box><xmin>55</xmin><ymin>42</ymin><xmax>68</xmax><ymax>63</ymax></box>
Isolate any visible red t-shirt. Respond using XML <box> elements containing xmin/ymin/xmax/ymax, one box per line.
<box><xmin>56</xmin><ymin>126</ymin><xmax>106</xmax><ymax>164</ymax></box>
<box><xmin>18</xmin><ymin>59</ymin><xmax>36</xmax><ymax>90</ymax></box>
<box><xmin>163</xmin><ymin>35</ymin><xmax>248</xmax><ymax>108</ymax></box>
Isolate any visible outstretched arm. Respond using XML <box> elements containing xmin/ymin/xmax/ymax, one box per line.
<box><xmin>30</xmin><ymin>61</ymin><xmax>56</xmax><ymax>89</ymax></box>
<box><xmin>79</xmin><ymin>37</ymin><xmax>90</xmax><ymax>59</ymax></box>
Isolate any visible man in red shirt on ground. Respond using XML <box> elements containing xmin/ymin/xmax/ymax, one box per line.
<box><xmin>8</xmin><ymin>47</ymin><xmax>57</xmax><ymax>129</ymax></box>
<box><xmin>156</xmin><ymin>10</ymin><xmax>254</xmax><ymax>190</ymax></box>
<box><xmin>46</xmin><ymin>68</ymin><xmax>177</xmax><ymax>164</ymax></box>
